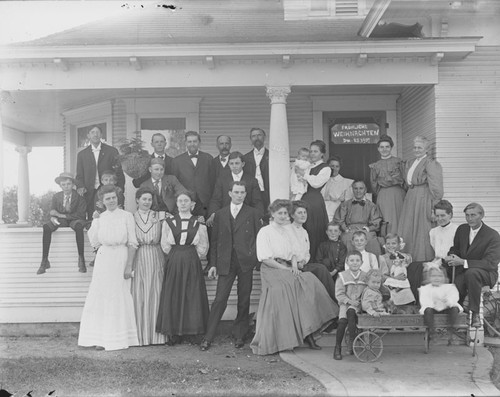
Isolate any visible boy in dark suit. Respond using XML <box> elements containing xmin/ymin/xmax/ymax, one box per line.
<box><xmin>75</xmin><ymin>125</ymin><xmax>124</xmax><ymax>220</ymax></box>
<box><xmin>207</xmin><ymin>151</ymin><xmax>264</xmax><ymax>226</ymax></box>
<box><xmin>132</xmin><ymin>133</ymin><xmax>174</xmax><ymax>188</ymax></box>
<box><xmin>445</xmin><ymin>202</ymin><xmax>500</xmax><ymax>327</ymax></box>
<box><xmin>37</xmin><ymin>172</ymin><xmax>87</xmax><ymax>275</ymax></box>
<box><xmin>200</xmin><ymin>181</ymin><xmax>262</xmax><ymax>351</ymax></box>
<box><xmin>140</xmin><ymin>158</ymin><xmax>186</xmax><ymax>215</ymax></box>
<box><xmin>172</xmin><ymin>131</ymin><xmax>214</xmax><ymax>219</ymax></box>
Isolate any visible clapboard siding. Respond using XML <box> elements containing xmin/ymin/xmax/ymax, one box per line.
<box><xmin>0</xmin><ymin>228</ymin><xmax>261</xmax><ymax>323</ymax></box>
<box><xmin>398</xmin><ymin>85</ymin><xmax>437</xmax><ymax>160</ymax></box>
<box><xmin>435</xmin><ymin>46</ymin><xmax>500</xmax><ymax>229</ymax></box>
<box><xmin>112</xmin><ymin>98</ymin><xmax>127</xmax><ymax>143</ymax></box>
<box><xmin>199</xmin><ymin>90</ymin><xmax>313</xmax><ymax>157</ymax></box>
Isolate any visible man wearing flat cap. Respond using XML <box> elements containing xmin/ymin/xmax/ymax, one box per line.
<box><xmin>37</xmin><ymin>172</ymin><xmax>87</xmax><ymax>275</ymax></box>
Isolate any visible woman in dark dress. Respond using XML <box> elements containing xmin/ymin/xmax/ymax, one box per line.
<box><xmin>156</xmin><ymin>191</ymin><xmax>209</xmax><ymax>345</ymax></box>
<box><xmin>298</xmin><ymin>140</ymin><xmax>332</xmax><ymax>258</ymax></box>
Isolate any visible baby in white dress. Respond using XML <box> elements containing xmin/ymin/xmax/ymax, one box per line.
<box><xmin>290</xmin><ymin>148</ymin><xmax>311</xmax><ymax>200</ymax></box>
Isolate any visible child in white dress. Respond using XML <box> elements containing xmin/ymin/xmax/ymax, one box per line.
<box><xmin>290</xmin><ymin>148</ymin><xmax>311</xmax><ymax>200</ymax></box>
<box><xmin>419</xmin><ymin>267</ymin><xmax>462</xmax><ymax>339</ymax></box>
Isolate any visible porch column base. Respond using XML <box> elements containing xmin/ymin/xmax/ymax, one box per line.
<box><xmin>266</xmin><ymin>86</ymin><xmax>291</xmax><ymax>202</ymax></box>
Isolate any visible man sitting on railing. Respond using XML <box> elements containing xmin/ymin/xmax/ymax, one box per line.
<box><xmin>37</xmin><ymin>172</ymin><xmax>87</xmax><ymax>275</ymax></box>
<box><xmin>444</xmin><ymin>203</ymin><xmax>500</xmax><ymax>328</ymax></box>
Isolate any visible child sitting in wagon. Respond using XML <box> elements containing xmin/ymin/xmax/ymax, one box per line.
<box><xmin>362</xmin><ymin>269</ymin><xmax>390</xmax><ymax>317</ymax></box>
<box><xmin>419</xmin><ymin>266</ymin><xmax>462</xmax><ymax>341</ymax></box>
<box><xmin>379</xmin><ymin>233</ymin><xmax>415</xmax><ymax>306</ymax></box>
<box><xmin>334</xmin><ymin>250</ymin><xmax>367</xmax><ymax>360</ymax></box>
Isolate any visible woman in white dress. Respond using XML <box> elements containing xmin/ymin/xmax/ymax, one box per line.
<box><xmin>78</xmin><ymin>185</ymin><xmax>139</xmax><ymax>351</ymax></box>
<box><xmin>321</xmin><ymin>156</ymin><xmax>353</xmax><ymax>221</ymax></box>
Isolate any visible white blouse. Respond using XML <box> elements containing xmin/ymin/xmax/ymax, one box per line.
<box><xmin>88</xmin><ymin>208</ymin><xmax>138</xmax><ymax>249</ymax></box>
<box><xmin>286</xmin><ymin>223</ymin><xmax>311</xmax><ymax>264</ymax></box>
<box><xmin>429</xmin><ymin>222</ymin><xmax>458</xmax><ymax>260</ymax></box>
<box><xmin>160</xmin><ymin>217</ymin><xmax>209</xmax><ymax>258</ymax></box>
<box><xmin>256</xmin><ymin>222</ymin><xmax>294</xmax><ymax>262</ymax></box>
<box><xmin>304</xmin><ymin>160</ymin><xmax>332</xmax><ymax>188</ymax></box>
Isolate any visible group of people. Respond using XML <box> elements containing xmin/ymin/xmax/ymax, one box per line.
<box><xmin>36</xmin><ymin>125</ymin><xmax>500</xmax><ymax>359</ymax></box>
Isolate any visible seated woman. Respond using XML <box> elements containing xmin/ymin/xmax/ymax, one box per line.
<box><xmin>250</xmin><ymin>199</ymin><xmax>337</xmax><ymax>355</ymax></box>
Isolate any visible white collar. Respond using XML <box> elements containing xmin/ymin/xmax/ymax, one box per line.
<box><xmin>332</xmin><ymin>174</ymin><xmax>343</xmax><ymax>181</ymax></box>
<box><xmin>311</xmin><ymin>159</ymin><xmax>324</xmax><ymax>167</ymax></box>
<box><xmin>253</xmin><ymin>147</ymin><xmax>265</xmax><ymax>156</ymax></box>
<box><xmin>187</xmin><ymin>150</ymin><xmax>199</xmax><ymax>156</ymax></box>
<box><xmin>232</xmin><ymin>170</ymin><xmax>243</xmax><ymax>177</ymax></box>
<box><xmin>219</xmin><ymin>155</ymin><xmax>228</xmax><ymax>161</ymax></box>
<box><xmin>154</xmin><ymin>152</ymin><xmax>165</xmax><ymax>158</ymax></box>
<box><xmin>415</xmin><ymin>154</ymin><xmax>427</xmax><ymax>162</ymax></box>
<box><xmin>91</xmin><ymin>143</ymin><xmax>102</xmax><ymax>151</ymax></box>
<box><xmin>152</xmin><ymin>178</ymin><xmax>161</xmax><ymax>184</ymax></box>
<box><xmin>471</xmin><ymin>223</ymin><xmax>483</xmax><ymax>233</ymax></box>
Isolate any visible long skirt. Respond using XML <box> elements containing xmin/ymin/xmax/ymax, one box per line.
<box><xmin>156</xmin><ymin>245</ymin><xmax>209</xmax><ymax>336</ymax></box>
<box><xmin>377</xmin><ymin>185</ymin><xmax>406</xmax><ymax>235</ymax></box>
<box><xmin>131</xmin><ymin>244</ymin><xmax>166</xmax><ymax>345</ymax></box>
<box><xmin>303</xmin><ymin>190</ymin><xmax>329</xmax><ymax>259</ymax></box>
<box><xmin>398</xmin><ymin>184</ymin><xmax>435</xmax><ymax>262</ymax></box>
<box><xmin>250</xmin><ymin>267</ymin><xmax>336</xmax><ymax>355</ymax></box>
<box><xmin>78</xmin><ymin>245</ymin><xmax>139</xmax><ymax>351</ymax></box>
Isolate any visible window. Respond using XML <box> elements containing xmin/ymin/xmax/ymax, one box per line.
<box><xmin>140</xmin><ymin>118</ymin><xmax>187</xmax><ymax>158</ymax></box>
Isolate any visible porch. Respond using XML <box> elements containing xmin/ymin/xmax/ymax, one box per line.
<box><xmin>0</xmin><ymin>227</ymin><xmax>261</xmax><ymax>323</ymax></box>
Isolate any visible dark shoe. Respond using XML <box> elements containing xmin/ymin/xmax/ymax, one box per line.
<box><xmin>471</xmin><ymin>313</ymin><xmax>481</xmax><ymax>328</ymax></box>
<box><xmin>89</xmin><ymin>259</ymin><xmax>95</xmax><ymax>267</ymax></box>
<box><xmin>37</xmin><ymin>258</ymin><xmax>50</xmax><ymax>275</ymax></box>
<box><xmin>200</xmin><ymin>339</ymin><xmax>211</xmax><ymax>351</ymax></box>
<box><xmin>333</xmin><ymin>345</ymin><xmax>342</xmax><ymax>360</ymax></box>
<box><xmin>323</xmin><ymin>318</ymin><xmax>338</xmax><ymax>333</ymax></box>
<box><xmin>78</xmin><ymin>256</ymin><xmax>87</xmax><ymax>273</ymax></box>
<box><xmin>95</xmin><ymin>346</ymin><xmax>105</xmax><ymax>351</ymax></box>
<box><xmin>304</xmin><ymin>334</ymin><xmax>321</xmax><ymax>350</ymax></box>
<box><xmin>234</xmin><ymin>339</ymin><xmax>244</xmax><ymax>349</ymax></box>
<box><xmin>166</xmin><ymin>335</ymin><xmax>181</xmax><ymax>346</ymax></box>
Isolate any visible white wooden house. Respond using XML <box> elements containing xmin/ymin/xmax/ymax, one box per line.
<box><xmin>0</xmin><ymin>0</ymin><xmax>499</xmax><ymax>324</ymax></box>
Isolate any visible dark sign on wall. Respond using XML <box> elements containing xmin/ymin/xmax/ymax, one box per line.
<box><xmin>331</xmin><ymin>123</ymin><xmax>380</xmax><ymax>144</ymax></box>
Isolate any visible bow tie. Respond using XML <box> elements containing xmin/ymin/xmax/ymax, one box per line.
<box><xmin>220</xmin><ymin>157</ymin><xmax>227</xmax><ymax>162</ymax></box>
<box><xmin>189</xmin><ymin>154</ymin><xmax>198</xmax><ymax>159</ymax></box>
<box><xmin>157</xmin><ymin>155</ymin><xmax>164</xmax><ymax>160</ymax></box>
<box><xmin>352</xmin><ymin>200</ymin><xmax>365</xmax><ymax>206</ymax></box>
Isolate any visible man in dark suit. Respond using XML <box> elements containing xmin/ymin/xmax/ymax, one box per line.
<box><xmin>212</xmin><ymin>135</ymin><xmax>232</xmax><ymax>181</ymax></box>
<box><xmin>243</xmin><ymin>128</ymin><xmax>270</xmax><ymax>216</ymax></box>
<box><xmin>200</xmin><ymin>181</ymin><xmax>261</xmax><ymax>350</ymax></box>
<box><xmin>132</xmin><ymin>133</ymin><xmax>174</xmax><ymax>188</ymax></box>
<box><xmin>445</xmin><ymin>202</ymin><xmax>500</xmax><ymax>327</ymax></box>
<box><xmin>140</xmin><ymin>158</ymin><xmax>186</xmax><ymax>214</ymax></box>
<box><xmin>75</xmin><ymin>125</ymin><xmax>124</xmax><ymax>220</ymax></box>
<box><xmin>207</xmin><ymin>151</ymin><xmax>264</xmax><ymax>226</ymax></box>
<box><xmin>172</xmin><ymin>131</ymin><xmax>214</xmax><ymax>219</ymax></box>
<box><xmin>37</xmin><ymin>172</ymin><xmax>87</xmax><ymax>275</ymax></box>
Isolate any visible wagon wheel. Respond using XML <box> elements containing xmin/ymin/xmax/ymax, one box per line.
<box><xmin>353</xmin><ymin>330</ymin><xmax>383</xmax><ymax>362</ymax></box>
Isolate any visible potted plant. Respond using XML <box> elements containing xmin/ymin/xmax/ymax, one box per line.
<box><xmin>118</xmin><ymin>132</ymin><xmax>151</xmax><ymax>179</ymax></box>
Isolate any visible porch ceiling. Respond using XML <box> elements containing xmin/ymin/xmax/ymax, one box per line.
<box><xmin>2</xmin><ymin>85</ymin><xmax>406</xmax><ymax>135</ymax></box>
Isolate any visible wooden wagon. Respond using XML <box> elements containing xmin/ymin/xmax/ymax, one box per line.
<box><xmin>351</xmin><ymin>313</ymin><xmax>478</xmax><ymax>362</ymax></box>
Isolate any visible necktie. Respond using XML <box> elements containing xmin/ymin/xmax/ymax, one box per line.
<box><xmin>153</xmin><ymin>180</ymin><xmax>160</xmax><ymax>195</ymax></box>
<box><xmin>232</xmin><ymin>206</ymin><xmax>239</xmax><ymax>219</ymax></box>
<box><xmin>352</xmin><ymin>200</ymin><xmax>365</xmax><ymax>206</ymax></box>
<box><xmin>64</xmin><ymin>195</ymin><xmax>71</xmax><ymax>212</ymax></box>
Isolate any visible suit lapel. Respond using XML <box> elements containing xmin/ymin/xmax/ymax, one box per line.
<box><xmin>467</xmin><ymin>224</ymin><xmax>485</xmax><ymax>254</ymax></box>
<box><xmin>233</xmin><ymin>205</ymin><xmax>248</xmax><ymax>233</ymax></box>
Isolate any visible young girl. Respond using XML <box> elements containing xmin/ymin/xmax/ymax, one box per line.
<box><xmin>290</xmin><ymin>148</ymin><xmax>311</xmax><ymax>200</ymax></box>
<box><xmin>419</xmin><ymin>267</ymin><xmax>462</xmax><ymax>340</ymax></box>
<box><xmin>362</xmin><ymin>269</ymin><xmax>389</xmax><ymax>317</ymax></box>
<box><xmin>315</xmin><ymin>222</ymin><xmax>348</xmax><ymax>280</ymax></box>
<box><xmin>379</xmin><ymin>234</ymin><xmax>415</xmax><ymax>306</ymax></box>
<box><xmin>334</xmin><ymin>251</ymin><xmax>367</xmax><ymax>360</ymax></box>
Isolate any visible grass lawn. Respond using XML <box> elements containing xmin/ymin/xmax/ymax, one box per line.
<box><xmin>0</xmin><ymin>334</ymin><xmax>326</xmax><ymax>396</ymax></box>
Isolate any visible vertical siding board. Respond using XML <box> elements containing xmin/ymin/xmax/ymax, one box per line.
<box><xmin>436</xmin><ymin>46</ymin><xmax>500</xmax><ymax>229</ymax></box>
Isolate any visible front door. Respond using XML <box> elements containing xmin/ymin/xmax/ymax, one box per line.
<box><xmin>324</xmin><ymin>111</ymin><xmax>386</xmax><ymax>194</ymax></box>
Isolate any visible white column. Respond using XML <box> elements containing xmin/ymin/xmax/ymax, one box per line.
<box><xmin>15</xmin><ymin>145</ymin><xmax>32</xmax><ymax>224</ymax></box>
<box><xmin>266</xmin><ymin>86</ymin><xmax>291</xmax><ymax>201</ymax></box>
<box><xmin>0</xmin><ymin>105</ymin><xmax>4</xmax><ymax>224</ymax></box>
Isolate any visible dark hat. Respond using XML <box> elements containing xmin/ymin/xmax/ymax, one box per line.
<box><xmin>55</xmin><ymin>172</ymin><xmax>76</xmax><ymax>185</ymax></box>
